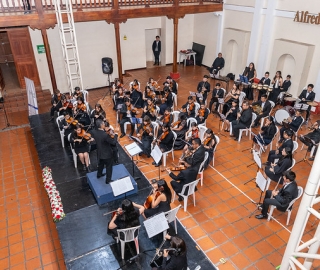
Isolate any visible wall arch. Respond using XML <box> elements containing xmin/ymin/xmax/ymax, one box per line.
<box><xmin>276</xmin><ymin>54</ymin><xmax>296</xmax><ymax>79</ymax></box>
<box><xmin>225</xmin><ymin>39</ymin><xmax>238</xmax><ymax>74</ymax></box>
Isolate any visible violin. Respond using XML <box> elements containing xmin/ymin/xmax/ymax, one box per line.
<box><xmin>127</xmin><ymin>104</ymin><xmax>138</xmax><ymax>114</ymax></box>
<box><xmin>77</xmin><ymin>129</ymin><xmax>91</xmax><ymax>140</ymax></box>
<box><xmin>203</xmin><ymin>137</ymin><xmax>212</xmax><ymax>146</ymax></box>
<box><xmin>198</xmin><ymin>108</ymin><xmax>205</xmax><ymax>117</ymax></box>
<box><xmin>66</xmin><ymin>117</ymin><xmax>78</xmax><ymax>126</ymax></box>
<box><xmin>163</xmin><ymin>114</ymin><xmax>171</xmax><ymax>124</ymax></box>
<box><xmin>143</xmin><ymin>124</ymin><xmax>152</xmax><ymax>135</ymax></box>
<box><xmin>168</xmin><ymin>165</ymin><xmax>186</xmax><ymax>171</ymax></box>
<box><xmin>148</xmin><ymin>104</ymin><xmax>156</xmax><ymax>114</ymax></box>
<box><xmin>105</xmin><ymin>127</ymin><xmax>115</xmax><ymax>139</ymax></box>
<box><xmin>171</xmin><ymin>120</ymin><xmax>181</xmax><ymax>128</ymax></box>
<box><xmin>144</xmin><ymin>189</ymin><xmax>162</xmax><ymax>209</ymax></box>
<box><xmin>76</xmin><ymin>103</ymin><xmax>86</xmax><ymax>112</ymax></box>
<box><xmin>188</xmin><ymin>102</ymin><xmax>195</xmax><ymax>115</ymax></box>
<box><xmin>103</xmin><ymin>208</ymin><xmax>125</xmax><ymax>217</ymax></box>
<box><xmin>191</xmin><ymin>127</ymin><xmax>199</xmax><ymax>139</ymax></box>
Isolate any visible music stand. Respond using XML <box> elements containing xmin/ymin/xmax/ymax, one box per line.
<box><xmin>213</xmin><ymin>111</ymin><xmax>226</xmax><ymax>137</ymax></box>
<box><xmin>244</xmin><ymin>150</ymin><xmax>262</xmax><ymax>185</ymax></box>
<box><xmin>124</xmin><ymin>142</ymin><xmax>143</xmax><ymax>180</ymax></box>
<box><xmin>296</xmin><ymin>136</ymin><xmax>315</xmax><ymax>167</ymax></box>
<box><xmin>109</xmin><ymin>176</ymin><xmax>134</xmax><ymax>199</ymax></box>
<box><xmin>143</xmin><ymin>212</ymin><xmax>169</xmax><ymax>238</ymax></box>
<box><xmin>128</xmin><ymin>135</ymin><xmax>148</xmax><ymax>165</ymax></box>
<box><xmin>151</xmin><ymin>144</ymin><xmax>163</xmax><ymax>180</ymax></box>
<box><xmin>249</xmin><ymin>170</ymin><xmax>268</xmax><ymax>218</ymax></box>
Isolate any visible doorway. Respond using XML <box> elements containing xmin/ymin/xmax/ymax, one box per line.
<box><xmin>145</xmin><ymin>28</ymin><xmax>161</xmax><ymax>68</ymax></box>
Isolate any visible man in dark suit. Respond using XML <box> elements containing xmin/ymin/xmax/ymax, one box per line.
<box><xmin>255</xmin><ymin>170</ymin><xmax>298</xmax><ymax>219</ymax></box>
<box><xmin>196</xmin><ymin>75</ymin><xmax>210</xmax><ymax>103</ymax></box>
<box><xmin>281</xmin><ymin>75</ymin><xmax>291</xmax><ymax>92</ymax></box>
<box><xmin>167</xmin><ymin>166</ymin><xmax>198</xmax><ymax>201</ymax></box>
<box><xmin>209</xmin><ymin>83</ymin><xmax>224</xmax><ymax>112</ymax></box>
<box><xmin>152</xmin><ymin>36</ymin><xmax>161</xmax><ymax>65</ymax></box>
<box><xmin>297</xmin><ymin>84</ymin><xmax>316</xmax><ymax>121</ymax></box>
<box><xmin>180</xmin><ymin>138</ymin><xmax>205</xmax><ymax>171</ymax></box>
<box><xmin>265</xmin><ymin>129</ymin><xmax>294</xmax><ymax>165</ymax></box>
<box><xmin>279</xmin><ymin>110</ymin><xmax>303</xmax><ymax>141</ymax></box>
<box><xmin>231</xmin><ymin>101</ymin><xmax>253</xmax><ymax>141</ymax></box>
<box><xmin>298</xmin><ymin>120</ymin><xmax>320</xmax><ymax>152</ymax></box>
<box><xmin>252</xmin><ymin>94</ymin><xmax>272</xmax><ymax>127</ymax></box>
<box><xmin>91</xmin><ymin>119</ymin><xmax>117</xmax><ymax>184</ymax></box>
<box><xmin>258</xmin><ymin>72</ymin><xmax>271</xmax><ymax>99</ymax></box>
<box><xmin>208</xmin><ymin>53</ymin><xmax>225</xmax><ymax>75</ymax></box>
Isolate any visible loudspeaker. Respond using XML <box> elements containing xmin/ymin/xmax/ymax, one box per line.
<box><xmin>102</xmin><ymin>57</ymin><xmax>113</xmax><ymax>75</ymax></box>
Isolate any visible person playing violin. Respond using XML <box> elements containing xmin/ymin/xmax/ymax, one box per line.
<box><xmin>133</xmin><ymin>179</ymin><xmax>171</xmax><ymax>219</ymax></box>
<box><xmin>119</xmin><ymin>98</ymin><xmax>138</xmax><ymax>138</ymax></box>
<box><xmin>148</xmin><ymin>77</ymin><xmax>161</xmax><ymax>96</ymax></box>
<box><xmin>180</xmin><ymin>96</ymin><xmax>196</xmax><ymax>118</ymax></box>
<box><xmin>49</xmin><ymin>90</ymin><xmax>63</xmax><ymax>122</ymax></box>
<box><xmin>90</xmin><ymin>104</ymin><xmax>107</xmax><ymax>127</ymax></box>
<box><xmin>158</xmin><ymin>107</ymin><xmax>173</xmax><ymax>127</ymax></box>
<box><xmin>58</xmin><ymin>95</ymin><xmax>73</xmax><ymax>116</ymax></box>
<box><xmin>136</xmin><ymin>116</ymin><xmax>154</xmax><ymax>158</ymax></box>
<box><xmin>183</xmin><ymin>122</ymin><xmax>199</xmax><ymax>152</ymax></box>
<box><xmin>70</xmin><ymin>124</ymin><xmax>93</xmax><ymax>172</ymax></box>
<box><xmin>172</xmin><ymin>114</ymin><xmax>188</xmax><ymax>150</ymax></box>
<box><xmin>108</xmin><ymin>199</ymin><xmax>142</xmax><ymax>240</ymax></box>
<box><xmin>73</xmin><ymin>97</ymin><xmax>90</xmax><ymax>126</ymax></box>
<box><xmin>196</xmin><ymin>102</ymin><xmax>209</xmax><ymax>125</ymax></box>
<box><xmin>152</xmin><ymin>123</ymin><xmax>174</xmax><ymax>167</ymax></box>
<box><xmin>112</xmin><ymin>78</ymin><xmax>123</xmax><ymax>95</ymax></box>
<box><xmin>115</xmin><ymin>87</ymin><xmax>125</xmax><ymax>118</ymax></box>
<box><xmin>59</xmin><ymin>112</ymin><xmax>76</xmax><ymax>144</ymax></box>
<box><xmin>159</xmin><ymin>86</ymin><xmax>173</xmax><ymax>115</ymax></box>
<box><xmin>91</xmin><ymin>119</ymin><xmax>117</xmax><ymax>184</ymax></box>
<box><xmin>72</xmin><ymin>86</ymin><xmax>83</xmax><ymax>100</ymax></box>
<box><xmin>196</xmin><ymin>75</ymin><xmax>211</xmax><ymax>103</ymax></box>
<box><xmin>105</xmin><ymin>121</ymin><xmax>119</xmax><ymax>165</ymax></box>
<box><xmin>202</xmin><ymin>128</ymin><xmax>217</xmax><ymax>169</ymax></box>
<box><xmin>130</xmin><ymin>79</ymin><xmax>143</xmax><ymax>108</ymax></box>
<box><xmin>179</xmin><ymin>138</ymin><xmax>205</xmax><ymax>171</ymax></box>
<box><xmin>143</xmin><ymin>86</ymin><xmax>156</xmax><ymax>106</ymax></box>
<box><xmin>163</xmin><ymin>76</ymin><xmax>177</xmax><ymax>94</ymax></box>
<box><xmin>142</xmin><ymin>98</ymin><xmax>157</xmax><ymax>121</ymax></box>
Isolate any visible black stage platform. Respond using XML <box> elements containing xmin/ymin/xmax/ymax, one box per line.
<box><xmin>30</xmin><ymin>113</ymin><xmax>217</xmax><ymax>270</ymax></box>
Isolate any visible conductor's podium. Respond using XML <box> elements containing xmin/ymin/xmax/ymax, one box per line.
<box><xmin>87</xmin><ymin>164</ymin><xmax>138</xmax><ymax>206</ymax></box>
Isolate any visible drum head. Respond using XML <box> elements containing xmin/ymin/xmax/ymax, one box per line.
<box><xmin>284</xmin><ymin>106</ymin><xmax>296</xmax><ymax>117</ymax></box>
<box><xmin>275</xmin><ymin>109</ymin><xmax>290</xmax><ymax>125</ymax></box>
<box><xmin>263</xmin><ymin>84</ymin><xmax>269</xmax><ymax>89</ymax></box>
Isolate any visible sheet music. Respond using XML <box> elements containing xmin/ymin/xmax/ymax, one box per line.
<box><xmin>129</xmin><ymin>135</ymin><xmax>143</xmax><ymax>145</ymax></box>
<box><xmin>196</xmin><ymin>93</ymin><xmax>203</xmax><ymax>99</ymax></box>
<box><xmin>253</xmin><ymin>150</ymin><xmax>262</xmax><ymax>168</ymax></box>
<box><xmin>189</xmin><ymin>91</ymin><xmax>197</xmax><ymax>97</ymax></box>
<box><xmin>151</xmin><ymin>144</ymin><xmax>162</xmax><ymax>164</ymax></box>
<box><xmin>110</xmin><ymin>176</ymin><xmax>134</xmax><ymax>196</ymax></box>
<box><xmin>124</xmin><ymin>142</ymin><xmax>142</xmax><ymax>156</ymax></box>
<box><xmin>144</xmin><ymin>212</ymin><xmax>169</xmax><ymax>238</ymax></box>
<box><xmin>255</xmin><ymin>171</ymin><xmax>267</xmax><ymax>192</ymax></box>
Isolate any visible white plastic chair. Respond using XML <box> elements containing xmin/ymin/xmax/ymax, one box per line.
<box><xmin>81</xmin><ymin>90</ymin><xmax>88</xmax><ymax>103</ymax></box>
<box><xmin>171</xmin><ymin>92</ymin><xmax>177</xmax><ymax>109</ymax></box>
<box><xmin>194</xmin><ymin>102</ymin><xmax>200</xmax><ymax>116</ymax></box>
<box><xmin>293</xmin><ymin>141</ymin><xmax>299</xmax><ymax>154</ymax></box>
<box><xmin>239</xmin><ymin>92</ymin><xmax>246</xmax><ymax>107</ymax></box>
<box><xmin>56</xmin><ymin>115</ymin><xmax>65</xmax><ymax>148</ymax></box>
<box><xmin>162</xmin><ymin>205</ymin><xmax>181</xmax><ymax>239</ymax></box>
<box><xmin>212</xmin><ymin>135</ymin><xmax>220</xmax><ymax>166</ymax></box>
<box><xmin>198</xmin><ymin>152</ymin><xmax>209</xmax><ymax>186</ymax></box>
<box><xmin>267</xmin><ymin>186</ymin><xmax>303</xmax><ymax>225</ymax></box>
<box><xmin>260</xmin><ymin>101</ymin><xmax>275</xmax><ymax>128</ymax></box>
<box><xmin>151</xmin><ymin>121</ymin><xmax>159</xmax><ymax>139</ymax></box>
<box><xmin>236</xmin><ymin>113</ymin><xmax>257</xmax><ymax>142</ymax></box>
<box><xmin>198</xmin><ymin>125</ymin><xmax>207</xmax><ymax>141</ymax></box>
<box><xmin>293</xmin><ymin>117</ymin><xmax>305</xmax><ymax>141</ymax></box>
<box><xmin>116</xmin><ymin>225</ymin><xmax>141</xmax><ymax>259</ymax></box>
<box><xmin>172</xmin><ymin>111</ymin><xmax>180</xmax><ymax>123</ymax></box>
<box><xmin>186</xmin><ymin>117</ymin><xmax>197</xmax><ymax>128</ymax></box>
<box><xmin>162</xmin><ymin>131</ymin><xmax>177</xmax><ymax>167</ymax></box>
<box><xmin>173</xmin><ymin>179</ymin><xmax>200</xmax><ymax>212</ymax></box>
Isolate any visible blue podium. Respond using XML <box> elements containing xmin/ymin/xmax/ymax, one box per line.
<box><xmin>87</xmin><ymin>164</ymin><xmax>138</xmax><ymax>206</ymax></box>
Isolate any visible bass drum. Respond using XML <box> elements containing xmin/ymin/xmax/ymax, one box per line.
<box><xmin>274</xmin><ymin>109</ymin><xmax>290</xmax><ymax>125</ymax></box>
<box><xmin>284</xmin><ymin>105</ymin><xmax>296</xmax><ymax>117</ymax></box>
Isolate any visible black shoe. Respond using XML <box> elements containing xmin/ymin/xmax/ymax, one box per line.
<box><xmin>86</xmin><ymin>166</ymin><xmax>91</xmax><ymax>172</ymax></box>
<box><xmin>234</xmin><ymin>138</ymin><xmax>238</xmax><ymax>141</ymax></box>
<box><xmin>97</xmin><ymin>173</ymin><xmax>106</xmax><ymax>178</ymax></box>
<box><xmin>155</xmin><ymin>161</ymin><xmax>162</xmax><ymax>167</ymax></box>
<box><xmin>105</xmin><ymin>180</ymin><xmax>111</xmax><ymax>184</ymax></box>
<box><xmin>152</xmin><ymin>161</ymin><xmax>156</xmax><ymax>165</ymax></box>
<box><xmin>255</xmin><ymin>214</ymin><xmax>267</xmax><ymax>219</ymax></box>
<box><xmin>262</xmin><ymin>162</ymin><xmax>270</xmax><ymax>166</ymax></box>
<box><xmin>120</xmin><ymin>134</ymin><xmax>125</xmax><ymax>138</ymax></box>
<box><xmin>82</xmin><ymin>164</ymin><xmax>86</xmax><ymax>171</ymax></box>
<box><xmin>48</xmin><ymin>117</ymin><xmax>54</xmax><ymax>122</ymax></box>
<box><xmin>178</xmin><ymin>196</ymin><xmax>184</xmax><ymax>202</ymax></box>
<box><xmin>309</xmin><ymin>157</ymin><xmax>315</xmax><ymax>161</ymax></box>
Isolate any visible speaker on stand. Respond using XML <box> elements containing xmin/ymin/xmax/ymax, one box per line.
<box><xmin>102</xmin><ymin>57</ymin><xmax>113</xmax><ymax>99</ymax></box>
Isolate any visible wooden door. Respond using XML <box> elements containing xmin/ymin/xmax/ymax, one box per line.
<box><xmin>7</xmin><ymin>27</ymin><xmax>40</xmax><ymax>89</ymax></box>
<box><xmin>0</xmin><ymin>67</ymin><xmax>5</xmax><ymax>91</ymax></box>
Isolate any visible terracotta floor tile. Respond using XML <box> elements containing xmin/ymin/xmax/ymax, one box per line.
<box><xmin>201</xmin><ymin>221</ymin><xmax>218</xmax><ymax>234</ymax></box>
<box><xmin>180</xmin><ymin>217</ymin><xmax>197</xmax><ymax>229</ymax></box>
<box><xmin>265</xmin><ymin>234</ymin><xmax>286</xmax><ymax>250</ymax></box>
<box><xmin>254</xmin><ymin>240</ymin><xmax>274</xmax><ymax>257</ymax></box>
<box><xmin>8</xmin><ymin>233</ymin><xmax>22</xmax><ymax>245</ymax></box>
<box><xmin>243</xmin><ymin>246</ymin><xmax>263</xmax><ymax>263</ymax></box>
<box><xmin>10</xmin><ymin>263</ymin><xmax>27</xmax><ymax>270</ymax></box>
<box><xmin>23</xmin><ymin>237</ymin><xmax>38</xmax><ymax>250</ymax></box>
<box><xmin>223</xmin><ymin>211</ymin><xmax>241</xmax><ymax>224</ymax></box>
<box><xmin>0</xmin><ymin>246</ymin><xmax>9</xmax><ymax>260</ymax></box>
<box><xmin>207</xmin><ymin>195</ymin><xmax>222</xmax><ymax>205</ymax></box>
<box><xmin>9</xmin><ymin>251</ymin><xmax>25</xmax><ymax>266</ymax></box>
<box><xmin>243</xmin><ymin>229</ymin><xmax>263</xmax><ymax>245</ymax></box>
<box><xmin>212</xmin><ymin>216</ymin><xmax>229</xmax><ymax>228</ymax></box>
<box><xmin>22</xmin><ymin>228</ymin><xmax>36</xmax><ymax>240</ymax></box>
<box><xmin>255</xmin><ymin>258</ymin><xmax>276</xmax><ymax>270</ymax></box>
<box><xmin>25</xmin><ymin>246</ymin><xmax>40</xmax><ymax>260</ymax></box>
<box><xmin>196</xmin><ymin>198</ymin><xmax>212</xmax><ymax>210</ymax></box>
<box><xmin>187</xmin><ymin>226</ymin><xmax>206</xmax><ymax>240</ymax></box>
<box><xmin>9</xmin><ymin>241</ymin><xmax>24</xmax><ymax>255</ymax></box>
<box><xmin>204</xmin><ymin>206</ymin><xmax>219</xmax><ymax>219</ymax></box>
<box><xmin>221</xmin><ymin>224</ymin><xmax>240</xmax><ymax>240</ymax></box>
<box><xmin>233</xmin><ymin>219</ymin><xmax>251</xmax><ymax>233</ymax></box>
<box><xmin>217</xmin><ymin>262</ymin><xmax>237</xmax><ymax>270</ymax></box>
<box><xmin>193</xmin><ymin>212</ymin><xmax>210</xmax><ymax>224</ymax></box>
<box><xmin>232</xmin><ymin>235</ymin><xmax>251</xmax><ymax>250</ymax></box>
<box><xmin>230</xmin><ymin>253</ymin><xmax>251</xmax><ymax>269</ymax></box>
<box><xmin>26</xmin><ymin>256</ymin><xmax>42</xmax><ymax>270</ymax></box>
<box><xmin>0</xmin><ymin>258</ymin><xmax>9</xmax><ymax>269</ymax></box>
<box><xmin>219</xmin><ymin>241</ymin><xmax>239</xmax><ymax>257</ymax></box>
<box><xmin>41</xmin><ymin>250</ymin><xmax>57</xmax><ymax>266</ymax></box>
<box><xmin>206</xmin><ymin>248</ymin><xmax>226</xmax><ymax>264</ymax></box>
<box><xmin>254</xmin><ymin>224</ymin><xmax>274</xmax><ymax>238</ymax></box>
<box><xmin>196</xmin><ymin>236</ymin><xmax>215</xmax><ymax>251</ymax></box>
<box><xmin>37</xmin><ymin>233</ymin><xmax>52</xmax><ymax>245</ymax></box>
<box><xmin>210</xmin><ymin>230</ymin><xmax>228</xmax><ymax>245</ymax></box>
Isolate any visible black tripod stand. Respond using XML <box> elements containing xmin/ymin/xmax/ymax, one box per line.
<box><xmin>1</xmin><ymin>97</ymin><xmax>17</xmax><ymax>130</ymax></box>
<box><xmin>296</xmin><ymin>137</ymin><xmax>314</xmax><ymax>167</ymax></box>
<box><xmin>213</xmin><ymin>110</ymin><xmax>226</xmax><ymax>137</ymax></box>
<box><xmin>102</xmin><ymin>74</ymin><xmax>112</xmax><ymax>100</ymax></box>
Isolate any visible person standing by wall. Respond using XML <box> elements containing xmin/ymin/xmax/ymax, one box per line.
<box><xmin>152</xmin><ymin>36</ymin><xmax>161</xmax><ymax>66</ymax></box>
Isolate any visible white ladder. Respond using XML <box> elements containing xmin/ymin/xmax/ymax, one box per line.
<box><xmin>54</xmin><ymin>0</ymin><xmax>83</xmax><ymax>93</ymax></box>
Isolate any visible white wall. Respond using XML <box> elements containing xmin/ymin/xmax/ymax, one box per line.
<box><xmin>145</xmin><ymin>28</ymin><xmax>160</xmax><ymax>62</ymax></box>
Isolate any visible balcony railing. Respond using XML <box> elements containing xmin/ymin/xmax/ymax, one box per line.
<box><xmin>0</xmin><ymin>0</ymin><xmax>221</xmax><ymax>13</ymax></box>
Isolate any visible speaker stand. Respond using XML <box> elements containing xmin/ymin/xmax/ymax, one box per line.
<box><xmin>102</xmin><ymin>74</ymin><xmax>112</xmax><ymax>100</ymax></box>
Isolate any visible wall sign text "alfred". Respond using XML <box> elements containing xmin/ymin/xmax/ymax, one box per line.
<box><xmin>294</xmin><ymin>11</ymin><xmax>320</xmax><ymax>24</ymax></box>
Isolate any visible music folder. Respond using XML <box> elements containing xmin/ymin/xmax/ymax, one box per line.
<box><xmin>125</xmin><ymin>142</ymin><xmax>142</xmax><ymax>156</ymax></box>
<box><xmin>109</xmin><ymin>176</ymin><xmax>134</xmax><ymax>197</ymax></box>
<box><xmin>144</xmin><ymin>212</ymin><xmax>169</xmax><ymax>238</ymax></box>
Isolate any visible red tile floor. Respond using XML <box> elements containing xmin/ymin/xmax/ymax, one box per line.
<box><xmin>0</xmin><ymin>64</ymin><xmax>319</xmax><ymax>269</ymax></box>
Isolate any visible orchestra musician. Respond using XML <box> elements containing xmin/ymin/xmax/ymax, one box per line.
<box><xmin>241</xmin><ymin>62</ymin><xmax>257</xmax><ymax>100</ymax></box>
<box><xmin>73</xmin><ymin>96</ymin><xmax>91</xmax><ymax>126</ymax></box>
<box><xmin>91</xmin><ymin>119</ymin><xmax>117</xmax><ymax>184</ymax></box>
<box><xmin>183</xmin><ymin>122</ymin><xmax>199</xmax><ymax>152</ymax></box>
<box><xmin>196</xmin><ymin>75</ymin><xmax>210</xmax><ymax>103</ymax></box>
<box><xmin>269</xmin><ymin>71</ymin><xmax>283</xmax><ymax>104</ymax></box>
<box><xmin>172</xmin><ymin>114</ymin><xmax>188</xmax><ymax>150</ymax></box>
<box><xmin>107</xmin><ymin>199</ymin><xmax>142</xmax><ymax>240</ymax></box>
<box><xmin>130</xmin><ymin>79</ymin><xmax>143</xmax><ymax>108</ymax></box>
<box><xmin>223</xmin><ymin>99</ymin><xmax>239</xmax><ymax>132</ymax></box>
<box><xmin>136</xmin><ymin>116</ymin><xmax>154</xmax><ymax>158</ymax></box>
<box><xmin>59</xmin><ymin>112</ymin><xmax>76</xmax><ymax>143</ymax></box>
<box><xmin>163</xmin><ymin>76</ymin><xmax>177</xmax><ymax>94</ymax></box>
<box><xmin>119</xmin><ymin>98</ymin><xmax>138</xmax><ymax>138</ymax></box>
<box><xmin>265</xmin><ymin>129</ymin><xmax>294</xmax><ymax>165</ymax></box>
<box><xmin>70</xmin><ymin>124</ymin><xmax>93</xmax><ymax>172</ymax></box>
<box><xmin>221</xmin><ymin>84</ymin><xmax>241</xmax><ymax>115</ymax></box>
<box><xmin>112</xmin><ymin>78</ymin><xmax>123</xmax><ymax>94</ymax></box>
<box><xmin>258</xmin><ymin>71</ymin><xmax>271</xmax><ymax>100</ymax></box>
<box><xmin>142</xmin><ymin>98</ymin><xmax>157</xmax><ymax>121</ymax></box>
<box><xmin>263</xmin><ymin>147</ymin><xmax>293</xmax><ymax>184</ymax></box>
<box><xmin>143</xmin><ymin>86</ymin><xmax>156</xmax><ymax>106</ymax></box>
<box><xmin>159</xmin><ymin>86</ymin><xmax>173</xmax><ymax>115</ymax></box>
<box><xmin>58</xmin><ymin>95</ymin><xmax>73</xmax><ymax>116</ymax></box>
<box><xmin>147</xmin><ymin>77</ymin><xmax>160</xmax><ymax>96</ymax></box>
<box><xmin>158</xmin><ymin>107</ymin><xmax>173</xmax><ymax>127</ymax></box>
<box><xmin>279</xmin><ymin>110</ymin><xmax>303</xmax><ymax>142</ymax></box>
<box><xmin>133</xmin><ymin>179</ymin><xmax>172</xmax><ymax>219</ymax></box>
<box><xmin>196</xmin><ymin>102</ymin><xmax>209</xmax><ymax>125</ymax></box>
<box><xmin>209</xmin><ymin>83</ymin><xmax>224</xmax><ymax>112</ymax></box>
<box><xmin>281</xmin><ymin>75</ymin><xmax>291</xmax><ymax>93</ymax></box>
<box><xmin>49</xmin><ymin>90</ymin><xmax>63</xmax><ymax>122</ymax></box>
<box><xmin>296</xmin><ymin>84</ymin><xmax>316</xmax><ymax>121</ymax></box>
<box><xmin>115</xmin><ymin>87</ymin><xmax>125</xmax><ymax>116</ymax></box>
<box><xmin>104</xmin><ymin>121</ymin><xmax>119</xmax><ymax>165</ymax></box>
<box><xmin>202</xmin><ymin>128</ymin><xmax>217</xmax><ymax>168</ymax></box>
<box><xmin>252</xmin><ymin>116</ymin><xmax>277</xmax><ymax>152</ymax></box>
<box><xmin>151</xmin><ymin>124</ymin><xmax>174</xmax><ymax>167</ymax></box>
<box><xmin>231</xmin><ymin>101</ymin><xmax>253</xmax><ymax>141</ymax></box>
<box><xmin>73</xmin><ymin>86</ymin><xmax>83</xmax><ymax>100</ymax></box>
<box><xmin>298</xmin><ymin>120</ymin><xmax>320</xmax><ymax>152</ymax></box>
<box><xmin>167</xmin><ymin>164</ymin><xmax>198</xmax><ymax>202</ymax></box>
<box><xmin>179</xmin><ymin>138</ymin><xmax>205</xmax><ymax>171</ymax></box>
<box><xmin>251</xmin><ymin>94</ymin><xmax>272</xmax><ymax>128</ymax></box>
<box><xmin>180</xmin><ymin>96</ymin><xmax>196</xmax><ymax>118</ymax></box>
<box><xmin>90</xmin><ymin>104</ymin><xmax>107</xmax><ymax>127</ymax></box>
<box><xmin>255</xmin><ymin>171</ymin><xmax>298</xmax><ymax>220</ymax></box>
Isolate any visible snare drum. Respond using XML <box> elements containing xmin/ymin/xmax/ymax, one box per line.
<box><xmin>263</xmin><ymin>84</ymin><xmax>269</xmax><ymax>90</ymax></box>
<box><xmin>284</xmin><ymin>97</ymin><xmax>296</xmax><ymax>107</ymax></box>
<box><xmin>257</xmin><ymin>84</ymin><xmax>263</xmax><ymax>90</ymax></box>
<box><xmin>274</xmin><ymin>109</ymin><xmax>290</xmax><ymax>125</ymax></box>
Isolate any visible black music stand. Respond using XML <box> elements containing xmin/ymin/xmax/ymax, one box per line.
<box><xmin>151</xmin><ymin>144</ymin><xmax>163</xmax><ymax>180</ymax></box>
<box><xmin>124</xmin><ymin>142</ymin><xmax>143</xmax><ymax>180</ymax></box>
<box><xmin>296</xmin><ymin>136</ymin><xmax>315</xmax><ymax>167</ymax></box>
<box><xmin>129</xmin><ymin>135</ymin><xmax>148</xmax><ymax>165</ymax></box>
<box><xmin>244</xmin><ymin>149</ymin><xmax>262</xmax><ymax>185</ymax></box>
<box><xmin>212</xmin><ymin>111</ymin><xmax>226</xmax><ymax>137</ymax></box>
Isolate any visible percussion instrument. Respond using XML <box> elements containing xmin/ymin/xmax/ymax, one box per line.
<box><xmin>274</xmin><ymin>109</ymin><xmax>290</xmax><ymax>125</ymax></box>
<box><xmin>263</xmin><ymin>84</ymin><xmax>269</xmax><ymax>90</ymax></box>
<box><xmin>284</xmin><ymin>105</ymin><xmax>296</xmax><ymax>116</ymax></box>
<box><xmin>257</xmin><ymin>84</ymin><xmax>263</xmax><ymax>90</ymax></box>
<box><xmin>284</xmin><ymin>97</ymin><xmax>296</xmax><ymax>107</ymax></box>
<box><xmin>307</xmin><ymin>101</ymin><xmax>318</xmax><ymax>107</ymax></box>
<box><xmin>268</xmin><ymin>86</ymin><xmax>273</xmax><ymax>92</ymax></box>
<box><xmin>251</xmin><ymin>83</ymin><xmax>258</xmax><ymax>89</ymax></box>
<box><xmin>294</xmin><ymin>102</ymin><xmax>309</xmax><ymax>111</ymax></box>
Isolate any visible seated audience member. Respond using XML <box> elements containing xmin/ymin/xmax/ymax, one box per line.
<box><xmin>208</xmin><ymin>52</ymin><xmax>225</xmax><ymax>75</ymax></box>
<box><xmin>255</xmin><ymin>171</ymin><xmax>298</xmax><ymax>220</ymax></box>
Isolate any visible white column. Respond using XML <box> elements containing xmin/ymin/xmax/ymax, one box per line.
<box><xmin>313</xmin><ymin>70</ymin><xmax>320</xmax><ymax>102</ymax></box>
<box><xmin>214</xmin><ymin>11</ymin><xmax>223</xmax><ymax>56</ymax></box>
<box><xmin>280</xmin><ymin>146</ymin><xmax>320</xmax><ymax>270</ymax></box>
<box><xmin>246</xmin><ymin>0</ymin><xmax>263</xmax><ymax>67</ymax></box>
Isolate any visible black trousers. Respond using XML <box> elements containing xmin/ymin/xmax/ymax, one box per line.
<box><xmin>254</xmin><ymin>114</ymin><xmax>267</xmax><ymax>126</ymax></box>
<box><xmin>209</xmin><ymin>66</ymin><xmax>221</xmax><ymax>74</ymax></box>
<box><xmin>171</xmin><ymin>180</ymin><xmax>183</xmax><ymax>195</ymax></box>
<box><xmin>153</xmin><ymin>51</ymin><xmax>160</xmax><ymax>64</ymax></box>
<box><xmin>97</xmin><ymin>157</ymin><xmax>113</xmax><ymax>182</ymax></box>
<box><xmin>231</xmin><ymin>121</ymin><xmax>247</xmax><ymax>139</ymax></box>
<box><xmin>261</xmin><ymin>190</ymin><xmax>282</xmax><ymax>216</ymax></box>
<box><xmin>209</xmin><ymin>97</ymin><xmax>219</xmax><ymax>112</ymax></box>
<box><xmin>267</xmin><ymin>150</ymin><xmax>282</xmax><ymax>163</ymax></box>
